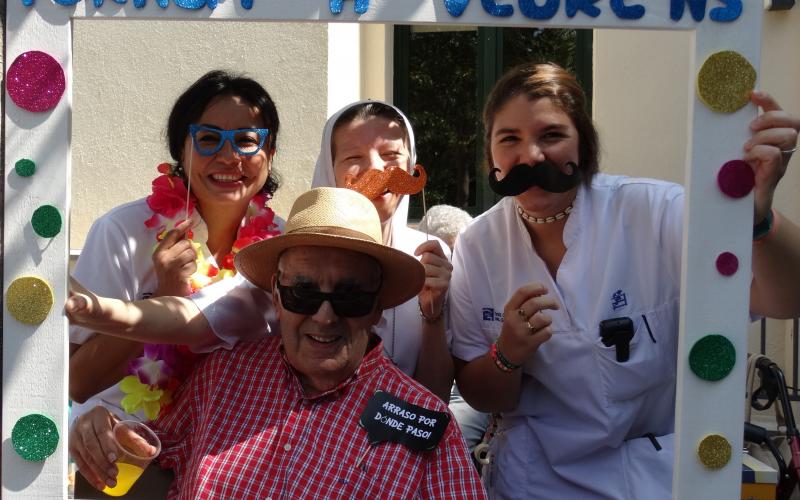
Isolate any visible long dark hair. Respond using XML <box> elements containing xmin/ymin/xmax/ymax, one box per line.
<box><xmin>166</xmin><ymin>70</ymin><xmax>281</xmax><ymax>198</ymax></box>
<box><xmin>483</xmin><ymin>62</ymin><xmax>599</xmax><ymax>185</ymax></box>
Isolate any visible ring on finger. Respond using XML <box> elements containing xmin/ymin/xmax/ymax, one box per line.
<box><xmin>781</xmin><ymin>146</ymin><xmax>798</xmax><ymax>155</ymax></box>
<box><xmin>526</xmin><ymin>320</ymin><xmax>535</xmax><ymax>332</ymax></box>
<box><xmin>517</xmin><ymin>308</ymin><xmax>526</xmax><ymax>318</ymax></box>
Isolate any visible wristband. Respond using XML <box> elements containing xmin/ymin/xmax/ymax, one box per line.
<box><xmin>490</xmin><ymin>342</ymin><xmax>513</xmax><ymax>372</ymax></box>
<box><xmin>490</xmin><ymin>340</ymin><xmax>521</xmax><ymax>372</ymax></box>
<box><xmin>753</xmin><ymin>209</ymin><xmax>775</xmax><ymax>242</ymax></box>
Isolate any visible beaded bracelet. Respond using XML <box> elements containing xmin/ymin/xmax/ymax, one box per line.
<box><xmin>490</xmin><ymin>342</ymin><xmax>512</xmax><ymax>372</ymax></box>
<box><xmin>490</xmin><ymin>341</ymin><xmax>521</xmax><ymax>372</ymax></box>
<box><xmin>496</xmin><ymin>343</ymin><xmax>522</xmax><ymax>370</ymax></box>
<box><xmin>418</xmin><ymin>296</ymin><xmax>446</xmax><ymax>323</ymax></box>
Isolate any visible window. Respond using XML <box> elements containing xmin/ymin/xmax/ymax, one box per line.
<box><xmin>394</xmin><ymin>26</ymin><xmax>592</xmax><ymax>218</ymax></box>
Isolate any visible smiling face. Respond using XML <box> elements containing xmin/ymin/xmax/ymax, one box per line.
<box><xmin>273</xmin><ymin>246</ymin><xmax>383</xmax><ymax>396</ymax></box>
<box><xmin>182</xmin><ymin>94</ymin><xmax>273</xmax><ymax>213</ymax></box>
<box><xmin>331</xmin><ymin>117</ymin><xmax>411</xmax><ymax>223</ymax></box>
<box><xmin>490</xmin><ymin>95</ymin><xmax>581</xmax><ymax>215</ymax></box>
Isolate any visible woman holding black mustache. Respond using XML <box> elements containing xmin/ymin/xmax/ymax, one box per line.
<box><xmin>449</xmin><ymin>62</ymin><xmax>800</xmax><ymax>498</ymax></box>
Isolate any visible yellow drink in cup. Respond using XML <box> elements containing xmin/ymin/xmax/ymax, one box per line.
<box><xmin>102</xmin><ymin>463</ymin><xmax>146</xmax><ymax>497</ymax></box>
<box><xmin>102</xmin><ymin>420</ymin><xmax>161</xmax><ymax>497</ymax></box>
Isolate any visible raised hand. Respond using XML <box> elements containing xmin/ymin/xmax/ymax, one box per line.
<box><xmin>414</xmin><ymin>239</ymin><xmax>452</xmax><ymax>321</ymax></box>
<box><xmin>745</xmin><ymin>91</ymin><xmax>800</xmax><ymax>223</ymax></box>
<box><xmin>152</xmin><ymin>219</ymin><xmax>197</xmax><ymax>297</ymax></box>
<box><xmin>497</xmin><ymin>283</ymin><xmax>560</xmax><ymax>366</ymax></box>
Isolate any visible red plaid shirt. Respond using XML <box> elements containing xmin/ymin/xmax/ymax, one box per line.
<box><xmin>154</xmin><ymin>336</ymin><xmax>486</xmax><ymax>499</ymax></box>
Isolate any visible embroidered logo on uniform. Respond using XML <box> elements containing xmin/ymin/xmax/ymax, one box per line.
<box><xmin>611</xmin><ymin>289</ymin><xmax>628</xmax><ymax>311</ymax></box>
<box><xmin>482</xmin><ymin>307</ymin><xmax>504</xmax><ymax>322</ymax></box>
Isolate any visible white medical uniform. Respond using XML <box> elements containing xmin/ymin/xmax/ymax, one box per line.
<box><xmin>196</xmin><ymin>100</ymin><xmax>451</xmax><ymax>376</ymax></box>
<box><xmin>70</xmin><ymin>199</ymin><xmax>164</xmax><ymax>423</ymax></box>
<box><xmin>450</xmin><ymin>174</ymin><xmax>684</xmax><ymax>499</ymax></box>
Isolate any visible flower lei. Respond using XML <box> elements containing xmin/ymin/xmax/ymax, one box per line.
<box><xmin>120</xmin><ymin>163</ymin><xmax>281</xmax><ymax>420</ymax></box>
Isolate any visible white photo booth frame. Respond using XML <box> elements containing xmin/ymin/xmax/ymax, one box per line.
<box><xmin>3</xmin><ymin>0</ymin><xmax>762</xmax><ymax>497</ymax></box>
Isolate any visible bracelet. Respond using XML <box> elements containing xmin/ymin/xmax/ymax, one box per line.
<box><xmin>490</xmin><ymin>342</ymin><xmax>512</xmax><ymax>372</ymax></box>
<box><xmin>753</xmin><ymin>209</ymin><xmax>779</xmax><ymax>243</ymax></box>
<box><xmin>490</xmin><ymin>340</ymin><xmax>521</xmax><ymax>372</ymax></box>
<box><xmin>495</xmin><ymin>341</ymin><xmax>522</xmax><ymax>370</ymax></box>
<box><xmin>419</xmin><ymin>296</ymin><xmax>446</xmax><ymax>323</ymax></box>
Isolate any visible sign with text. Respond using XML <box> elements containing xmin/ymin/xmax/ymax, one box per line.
<box><xmin>359</xmin><ymin>391</ymin><xmax>450</xmax><ymax>452</ymax></box>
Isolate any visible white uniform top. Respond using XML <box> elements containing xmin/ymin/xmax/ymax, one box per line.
<box><xmin>70</xmin><ymin>198</ymin><xmax>281</xmax><ymax>423</ymax></box>
<box><xmin>450</xmin><ymin>174</ymin><xmax>684</xmax><ymax>499</ymax></box>
<box><xmin>70</xmin><ymin>199</ymin><xmax>163</xmax><ymax>423</ymax></box>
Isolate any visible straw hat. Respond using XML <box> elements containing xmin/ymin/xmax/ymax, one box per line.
<box><xmin>235</xmin><ymin>187</ymin><xmax>425</xmax><ymax>309</ymax></box>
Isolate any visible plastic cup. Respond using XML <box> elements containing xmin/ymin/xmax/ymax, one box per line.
<box><xmin>102</xmin><ymin>420</ymin><xmax>161</xmax><ymax>497</ymax></box>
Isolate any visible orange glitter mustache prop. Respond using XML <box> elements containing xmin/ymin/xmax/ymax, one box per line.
<box><xmin>345</xmin><ymin>165</ymin><xmax>427</xmax><ymax>200</ymax></box>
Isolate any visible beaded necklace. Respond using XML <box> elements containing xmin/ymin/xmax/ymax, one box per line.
<box><xmin>516</xmin><ymin>203</ymin><xmax>573</xmax><ymax>224</ymax></box>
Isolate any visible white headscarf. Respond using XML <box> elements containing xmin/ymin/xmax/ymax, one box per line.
<box><xmin>311</xmin><ymin>99</ymin><xmax>417</xmax><ymax>247</ymax></box>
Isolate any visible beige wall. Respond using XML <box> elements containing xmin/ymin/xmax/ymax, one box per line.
<box><xmin>70</xmin><ymin>20</ymin><xmax>328</xmax><ymax>249</ymax></box>
<box><xmin>594</xmin><ymin>29</ymin><xmax>693</xmax><ymax>185</ymax></box>
<box><xmin>593</xmin><ymin>9</ymin><xmax>800</xmax><ymax>371</ymax></box>
<box><xmin>361</xmin><ymin>24</ymin><xmax>393</xmax><ymax>102</ymax></box>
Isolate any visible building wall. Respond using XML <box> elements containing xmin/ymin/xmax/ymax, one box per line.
<box><xmin>70</xmin><ymin>20</ymin><xmax>328</xmax><ymax>249</ymax></box>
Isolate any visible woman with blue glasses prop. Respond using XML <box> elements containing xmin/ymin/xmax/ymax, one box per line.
<box><xmin>68</xmin><ymin>70</ymin><xmax>283</xmax><ymax>438</ymax></box>
<box><xmin>67</xmin><ymin>100</ymin><xmax>456</xmax><ymax>403</ymax></box>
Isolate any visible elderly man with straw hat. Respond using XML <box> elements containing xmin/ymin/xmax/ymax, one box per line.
<box><xmin>69</xmin><ymin>187</ymin><xmax>486</xmax><ymax>499</ymax></box>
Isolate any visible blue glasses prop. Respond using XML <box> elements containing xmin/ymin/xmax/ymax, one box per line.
<box><xmin>189</xmin><ymin>124</ymin><xmax>269</xmax><ymax>157</ymax></box>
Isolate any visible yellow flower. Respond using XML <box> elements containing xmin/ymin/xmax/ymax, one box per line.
<box><xmin>119</xmin><ymin>375</ymin><xmax>165</xmax><ymax>421</ymax></box>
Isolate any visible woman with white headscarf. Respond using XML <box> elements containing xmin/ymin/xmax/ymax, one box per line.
<box><xmin>66</xmin><ymin>100</ymin><xmax>455</xmax><ymax>401</ymax></box>
<box><xmin>310</xmin><ymin>100</ymin><xmax>454</xmax><ymax>398</ymax></box>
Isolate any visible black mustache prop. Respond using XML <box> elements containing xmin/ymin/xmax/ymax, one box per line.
<box><xmin>488</xmin><ymin>161</ymin><xmax>581</xmax><ymax>196</ymax></box>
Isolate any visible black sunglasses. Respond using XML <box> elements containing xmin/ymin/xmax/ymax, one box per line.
<box><xmin>275</xmin><ymin>277</ymin><xmax>379</xmax><ymax>318</ymax></box>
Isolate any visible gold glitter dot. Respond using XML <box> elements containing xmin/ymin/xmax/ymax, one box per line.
<box><xmin>697</xmin><ymin>434</ymin><xmax>732</xmax><ymax>469</ymax></box>
<box><xmin>697</xmin><ymin>51</ymin><xmax>756</xmax><ymax>114</ymax></box>
<box><xmin>6</xmin><ymin>276</ymin><xmax>54</xmax><ymax>324</ymax></box>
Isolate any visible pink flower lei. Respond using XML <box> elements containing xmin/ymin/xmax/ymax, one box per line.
<box><xmin>120</xmin><ymin>163</ymin><xmax>281</xmax><ymax>420</ymax></box>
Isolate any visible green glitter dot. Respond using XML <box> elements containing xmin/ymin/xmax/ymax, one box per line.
<box><xmin>31</xmin><ymin>205</ymin><xmax>62</xmax><ymax>238</ymax></box>
<box><xmin>12</xmin><ymin>414</ymin><xmax>59</xmax><ymax>462</ymax></box>
<box><xmin>14</xmin><ymin>159</ymin><xmax>36</xmax><ymax>177</ymax></box>
<box><xmin>689</xmin><ymin>334</ymin><xmax>736</xmax><ymax>381</ymax></box>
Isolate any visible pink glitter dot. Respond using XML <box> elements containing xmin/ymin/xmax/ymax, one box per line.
<box><xmin>717</xmin><ymin>160</ymin><xmax>754</xmax><ymax>199</ymax></box>
<box><xmin>716</xmin><ymin>252</ymin><xmax>739</xmax><ymax>276</ymax></box>
<box><xmin>6</xmin><ymin>51</ymin><xmax>65</xmax><ymax>113</ymax></box>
